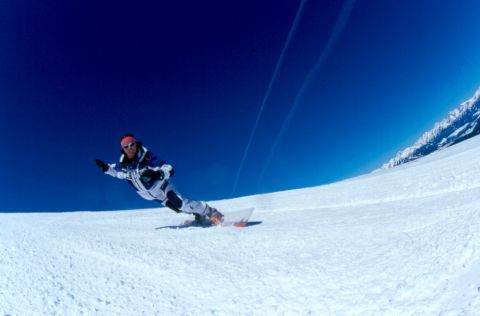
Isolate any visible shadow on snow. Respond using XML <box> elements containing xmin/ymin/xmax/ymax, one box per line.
<box><xmin>155</xmin><ymin>221</ymin><xmax>263</xmax><ymax>230</ymax></box>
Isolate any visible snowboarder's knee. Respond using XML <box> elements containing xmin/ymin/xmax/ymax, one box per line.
<box><xmin>165</xmin><ymin>200</ymin><xmax>182</xmax><ymax>213</ymax></box>
<box><xmin>166</xmin><ymin>190</ymin><xmax>183</xmax><ymax>212</ymax></box>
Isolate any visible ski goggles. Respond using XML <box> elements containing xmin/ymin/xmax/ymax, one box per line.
<box><xmin>122</xmin><ymin>142</ymin><xmax>137</xmax><ymax>149</ymax></box>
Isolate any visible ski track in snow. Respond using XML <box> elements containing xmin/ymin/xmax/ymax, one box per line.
<box><xmin>2</xmin><ymin>137</ymin><xmax>480</xmax><ymax>315</ymax></box>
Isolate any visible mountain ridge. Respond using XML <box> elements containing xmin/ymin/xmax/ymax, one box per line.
<box><xmin>382</xmin><ymin>87</ymin><xmax>480</xmax><ymax>169</ymax></box>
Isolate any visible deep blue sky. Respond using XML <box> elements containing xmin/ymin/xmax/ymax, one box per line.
<box><xmin>1</xmin><ymin>0</ymin><xmax>479</xmax><ymax>211</ymax></box>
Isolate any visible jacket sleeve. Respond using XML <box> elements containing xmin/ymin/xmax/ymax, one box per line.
<box><xmin>105</xmin><ymin>163</ymin><xmax>129</xmax><ymax>180</ymax></box>
<box><xmin>144</xmin><ymin>153</ymin><xmax>175</xmax><ymax>178</ymax></box>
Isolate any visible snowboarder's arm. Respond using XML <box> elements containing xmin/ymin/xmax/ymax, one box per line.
<box><xmin>95</xmin><ymin>159</ymin><xmax>129</xmax><ymax>180</ymax></box>
<box><xmin>107</xmin><ymin>164</ymin><xmax>130</xmax><ymax>180</ymax></box>
<box><xmin>141</xmin><ymin>164</ymin><xmax>173</xmax><ymax>181</ymax></box>
<box><xmin>142</xmin><ymin>154</ymin><xmax>174</xmax><ymax>180</ymax></box>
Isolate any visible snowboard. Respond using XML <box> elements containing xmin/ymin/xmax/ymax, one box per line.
<box><xmin>182</xmin><ymin>207</ymin><xmax>255</xmax><ymax>228</ymax></box>
<box><xmin>221</xmin><ymin>207</ymin><xmax>255</xmax><ymax>227</ymax></box>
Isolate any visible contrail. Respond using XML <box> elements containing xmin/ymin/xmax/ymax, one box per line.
<box><xmin>231</xmin><ymin>0</ymin><xmax>309</xmax><ymax>195</ymax></box>
<box><xmin>257</xmin><ymin>0</ymin><xmax>357</xmax><ymax>188</ymax></box>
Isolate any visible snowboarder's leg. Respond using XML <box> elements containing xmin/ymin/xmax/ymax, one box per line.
<box><xmin>154</xmin><ymin>199</ymin><xmax>181</xmax><ymax>213</ymax></box>
<box><xmin>164</xmin><ymin>189</ymin><xmax>212</xmax><ymax>224</ymax></box>
<box><xmin>164</xmin><ymin>190</ymin><xmax>183</xmax><ymax>213</ymax></box>
<box><xmin>179</xmin><ymin>197</ymin><xmax>223</xmax><ymax>225</ymax></box>
<box><xmin>151</xmin><ymin>181</ymin><xmax>223</xmax><ymax>224</ymax></box>
<box><xmin>166</xmin><ymin>189</ymin><xmax>210</xmax><ymax>215</ymax></box>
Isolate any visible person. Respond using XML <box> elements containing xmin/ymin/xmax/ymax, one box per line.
<box><xmin>94</xmin><ymin>134</ymin><xmax>224</xmax><ymax>225</ymax></box>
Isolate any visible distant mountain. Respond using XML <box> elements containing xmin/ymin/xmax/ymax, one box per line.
<box><xmin>382</xmin><ymin>87</ymin><xmax>480</xmax><ymax>169</ymax></box>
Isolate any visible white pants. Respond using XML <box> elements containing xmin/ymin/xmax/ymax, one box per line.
<box><xmin>137</xmin><ymin>180</ymin><xmax>210</xmax><ymax>216</ymax></box>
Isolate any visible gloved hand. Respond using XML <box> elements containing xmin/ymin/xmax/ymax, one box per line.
<box><xmin>95</xmin><ymin>159</ymin><xmax>109</xmax><ymax>173</ymax></box>
<box><xmin>140</xmin><ymin>168</ymin><xmax>164</xmax><ymax>181</ymax></box>
<box><xmin>160</xmin><ymin>164</ymin><xmax>173</xmax><ymax>180</ymax></box>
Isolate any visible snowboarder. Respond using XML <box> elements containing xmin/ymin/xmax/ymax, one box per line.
<box><xmin>94</xmin><ymin>134</ymin><xmax>224</xmax><ymax>225</ymax></box>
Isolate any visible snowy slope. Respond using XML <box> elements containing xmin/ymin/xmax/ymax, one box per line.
<box><xmin>382</xmin><ymin>87</ymin><xmax>480</xmax><ymax>169</ymax></box>
<box><xmin>2</xmin><ymin>137</ymin><xmax>480</xmax><ymax>315</ymax></box>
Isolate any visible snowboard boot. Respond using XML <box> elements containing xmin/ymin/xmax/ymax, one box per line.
<box><xmin>183</xmin><ymin>213</ymin><xmax>208</xmax><ymax>226</ymax></box>
<box><xmin>207</xmin><ymin>206</ymin><xmax>224</xmax><ymax>226</ymax></box>
<box><xmin>194</xmin><ymin>213</ymin><xmax>208</xmax><ymax>225</ymax></box>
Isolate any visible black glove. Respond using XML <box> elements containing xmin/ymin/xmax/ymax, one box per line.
<box><xmin>140</xmin><ymin>169</ymin><xmax>164</xmax><ymax>182</ymax></box>
<box><xmin>95</xmin><ymin>159</ymin><xmax>109</xmax><ymax>173</ymax></box>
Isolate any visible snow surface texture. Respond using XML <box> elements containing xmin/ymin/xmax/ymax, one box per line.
<box><xmin>382</xmin><ymin>87</ymin><xmax>480</xmax><ymax>169</ymax></box>
<box><xmin>3</xmin><ymin>137</ymin><xmax>480</xmax><ymax>315</ymax></box>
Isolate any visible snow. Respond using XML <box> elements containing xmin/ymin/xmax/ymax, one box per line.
<box><xmin>2</xmin><ymin>137</ymin><xmax>480</xmax><ymax>315</ymax></box>
<box><xmin>450</xmin><ymin>123</ymin><xmax>470</xmax><ymax>138</ymax></box>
